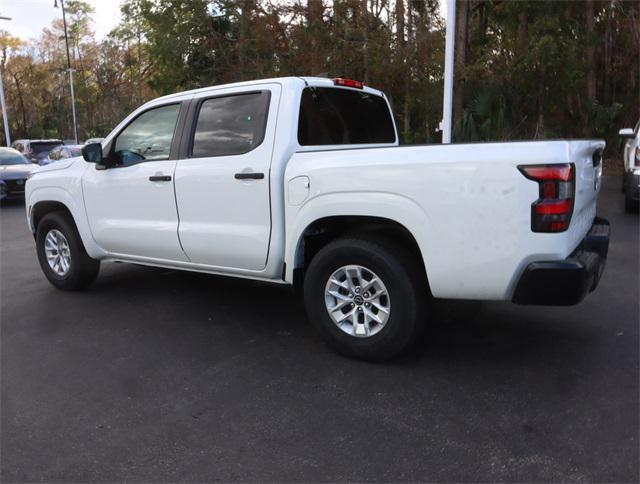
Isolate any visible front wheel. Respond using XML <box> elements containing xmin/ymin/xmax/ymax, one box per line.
<box><xmin>303</xmin><ymin>237</ymin><xmax>427</xmax><ymax>360</ymax></box>
<box><xmin>36</xmin><ymin>212</ymin><xmax>100</xmax><ymax>290</ymax></box>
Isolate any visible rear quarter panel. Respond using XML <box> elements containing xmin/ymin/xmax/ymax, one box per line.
<box><xmin>284</xmin><ymin>140</ymin><xmax>604</xmax><ymax>300</ymax></box>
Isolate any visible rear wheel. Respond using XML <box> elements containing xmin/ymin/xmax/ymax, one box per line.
<box><xmin>303</xmin><ymin>237</ymin><xmax>427</xmax><ymax>360</ymax></box>
<box><xmin>36</xmin><ymin>212</ymin><xmax>100</xmax><ymax>290</ymax></box>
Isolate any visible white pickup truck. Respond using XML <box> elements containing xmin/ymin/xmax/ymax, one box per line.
<box><xmin>25</xmin><ymin>76</ymin><xmax>610</xmax><ymax>359</ymax></box>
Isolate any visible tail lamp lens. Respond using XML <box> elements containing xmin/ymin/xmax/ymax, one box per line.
<box><xmin>518</xmin><ymin>163</ymin><xmax>575</xmax><ymax>233</ymax></box>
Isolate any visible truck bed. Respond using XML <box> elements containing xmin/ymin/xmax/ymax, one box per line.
<box><xmin>285</xmin><ymin>139</ymin><xmax>605</xmax><ymax>300</ymax></box>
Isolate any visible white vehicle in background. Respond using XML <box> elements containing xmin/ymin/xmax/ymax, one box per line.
<box><xmin>619</xmin><ymin>121</ymin><xmax>639</xmax><ymax>212</ymax></box>
<box><xmin>24</xmin><ymin>77</ymin><xmax>610</xmax><ymax>360</ymax></box>
<box><xmin>84</xmin><ymin>137</ymin><xmax>104</xmax><ymax>145</ymax></box>
<box><xmin>11</xmin><ymin>139</ymin><xmax>63</xmax><ymax>164</ymax></box>
<box><xmin>40</xmin><ymin>145</ymin><xmax>84</xmax><ymax>166</ymax></box>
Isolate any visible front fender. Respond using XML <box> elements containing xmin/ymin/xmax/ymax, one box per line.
<box><xmin>27</xmin><ymin>186</ymin><xmax>107</xmax><ymax>259</ymax></box>
<box><xmin>284</xmin><ymin>191</ymin><xmax>435</xmax><ymax>284</ymax></box>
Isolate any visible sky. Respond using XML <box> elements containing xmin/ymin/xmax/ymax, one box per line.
<box><xmin>0</xmin><ymin>0</ymin><xmax>123</xmax><ymax>41</ymax></box>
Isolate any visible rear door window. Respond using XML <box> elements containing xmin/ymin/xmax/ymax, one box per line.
<box><xmin>298</xmin><ymin>87</ymin><xmax>396</xmax><ymax>146</ymax></box>
<box><xmin>190</xmin><ymin>92</ymin><xmax>270</xmax><ymax>158</ymax></box>
<box><xmin>31</xmin><ymin>142</ymin><xmax>62</xmax><ymax>155</ymax></box>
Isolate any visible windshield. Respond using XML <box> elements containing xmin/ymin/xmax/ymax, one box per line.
<box><xmin>0</xmin><ymin>151</ymin><xmax>30</xmax><ymax>165</ymax></box>
<box><xmin>31</xmin><ymin>142</ymin><xmax>62</xmax><ymax>155</ymax></box>
<box><xmin>298</xmin><ymin>87</ymin><xmax>396</xmax><ymax>146</ymax></box>
<box><xmin>67</xmin><ymin>147</ymin><xmax>82</xmax><ymax>157</ymax></box>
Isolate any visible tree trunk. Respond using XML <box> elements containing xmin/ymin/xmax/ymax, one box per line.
<box><xmin>603</xmin><ymin>2</ymin><xmax>612</xmax><ymax>104</ymax></box>
<box><xmin>361</xmin><ymin>0</ymin><xmax>369</xmax><ymax>83</ymax></box>
<box><xmin>395</xmin><ymin>0</ymin><xmax>406</xmax><ymax>139</ymax></box>
<box><xmin>516</xmin><ymin>11</ymin><xmax>528</xmax><ymax>57</ymax></box>
<box><xmin>403</xmin><ymin>0</ymin><xmax>412</xmax><ymax>141</ymax></box>
<box><xmin>535</xmin><ymin>70</ymin><xmax>546</xmax><ymax>139</ymax></box>
<box><xmin>11</xmin><ymin>72</ymin><xmax>27</xmax><ymax>135</ymax></box>
<box><xmin>453</xmin><ymin>0</ymin><xmax>469</xmax><ymax>133</ymax></box>
<box><xmin>586</xmin><ymin>0</ymin><xmax>596</xmax><ymax>102</ymax></box>
<box><xmin>307</xmin><ymin>0</ymin><xmax>324</xmax><ymax>75</ymax></box>
<box><xmin>239</xmin><ymin>0</ymin><xmax>256</xmax><ymax>78</ymax></box>
<box><xmin>396</xmin><ymin>0</ymin><xmax>405</xmax><ymax>48</ymax></box>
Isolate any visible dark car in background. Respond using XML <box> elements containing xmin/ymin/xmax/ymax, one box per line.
<box><xmin>41</xmin><ymin>144</ymin><xmax>84</xmax><ymax>166</ymax></box>
<box><xmin>11</xmin><ymin>139</ymin><xmax>63</xmax><ymax>164</ymax></box>
<box><xmin>0</xmin><ymin>148</ymin><xmax>36</xmax><ymax>198</ymax></box>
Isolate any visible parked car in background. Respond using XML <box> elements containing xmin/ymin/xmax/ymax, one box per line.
<box><xmin>24</xmin><ymin>77</ymin><xmax>610</xmax><ymax>360</ymax></box>
<box><xmin>619</xmin><ymin>120</ymin><xmax>639</xmax><ymax>212</ymax></box>
<box><xmin>0</xmin><ymin>148</ymin><xmax>36</xmax><ymax>198</ymax></box>
<box><xmin>84</xmin><ymin>138</ymin><xmax>104</xmax><ymax>145</ymax></box>
<box><xmin>41</xmin><ymin>145</ymin><xmax>84</xmax><ymax>166</ymax></box>
<box><xmin>0</xmin><ymin>180</ymin><xmax>7</xmax><ymax>201</ymax></box>
<box><xmin>11</xmin><ymin>139</ymin><xmax>63</xmax><ymax>164</ymax></box>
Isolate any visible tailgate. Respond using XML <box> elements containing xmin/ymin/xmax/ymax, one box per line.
<box><xmin>567</xmin><ymin>140</ymin><xmax>605</xmax><ymax>250</ymax></box>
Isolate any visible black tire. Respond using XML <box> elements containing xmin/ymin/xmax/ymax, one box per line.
<box><xmin>624</xmin><ymin>195</ymin><xmax>638</xmax><ymax>213</ymax></box>
<box><xmin>303</xmin><ymin>236</ymin><xmax>428</xmax><ymax>360</ymax></box>
<box><xmin>36</xmin><ymin>211</ymin><xmax>100</xmax><ymax>290</ymax></box>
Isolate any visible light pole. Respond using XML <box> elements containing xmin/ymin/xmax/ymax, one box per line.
<box><xmin>440</xmin><ymin>0</ymin><xmax>456</xmax><ymax>144</ymax></box>
<box><xmin>54</xmin><ymin>0</ymin><xmax>78</xmax><ymax>143</ymax></box>
<box><xmin>0</xmin><ymin>15</ymin><xmax>11</xmax><ymax>146</ymax></box>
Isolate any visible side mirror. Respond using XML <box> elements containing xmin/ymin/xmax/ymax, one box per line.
<box><xmin>619</xmin><ymin>128</ymin><xmax>635</xmax><ymax>139</ymax></box>
<box><xmin>82</xmin><ymin>143</ymin><xmax>104</xmax><ymax>163</ymax></box>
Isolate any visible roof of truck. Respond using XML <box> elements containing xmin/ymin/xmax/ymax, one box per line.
<box><xmin>152</xmin><ymin>76</ymin><xmax>385</xmax><ymax>105</ymax></box>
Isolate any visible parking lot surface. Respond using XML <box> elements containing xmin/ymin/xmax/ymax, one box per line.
<box><xmin>1</xmin><ymin>177</ymin><xmax>638</xmax><ymax>482</ymax></box>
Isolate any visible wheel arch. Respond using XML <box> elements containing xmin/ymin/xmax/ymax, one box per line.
<box><xmin>31</xmin><ymin>200</ymin><xmax>73</xmax><ymax>233</ymax></box>
<box><xmin>287</xmin><ymin>214</ymin><xmax>431</xmax><ymax>293</ymax></box>
<box><xmin>27</xmin><ymin>187</ymin><xmax>107</xmax><ymax>259</ymax></box>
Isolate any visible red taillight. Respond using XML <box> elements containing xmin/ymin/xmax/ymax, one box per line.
<box><xmin>533</xmin><ymin>199</ymin><xmax>573</xmax><ymax>215</ymax></box>
<box><xmin>333</xmin><ymin>78</ymin><xmax>364</xmax><ymax>89</ymax></box>
<box><xmin>518</xmin><ymin>165</ymin><xmax>573</xmax><ymax>181</ymax></box>
<box><xmin>519</xmin><ymin>163</ymin><xmax>575</xmax><ymax>233</ymax></box>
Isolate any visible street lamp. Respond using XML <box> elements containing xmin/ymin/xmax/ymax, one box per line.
<box><xmin>440</xmin><ymin>0</ymin><xmax>456</xmax><ymax>144</ymax></box>
<box><xmin>0</xmin><ymin>15</ymin><xmax>11</xmax><ymax>146</ymax></box>
<box><xmin>54</xmin><ymin>0</ymin><xmax>78</xmax><ymax>143</ymax></box>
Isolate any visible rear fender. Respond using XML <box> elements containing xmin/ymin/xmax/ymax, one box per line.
<box><xmin>284</xmin><ymin>191</ymin><xmax>434</xmax><ymax>283</ymax></box>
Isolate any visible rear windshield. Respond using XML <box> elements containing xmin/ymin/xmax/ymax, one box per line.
<box><xmin>298</xmin><ymin>87</ymin><xmax>396</xmax><ymax>146</ymax></box>
<box><xmin>31</xmin><ymin>142</ymin><xmax>62</xmax><ymax>155</ymax></box>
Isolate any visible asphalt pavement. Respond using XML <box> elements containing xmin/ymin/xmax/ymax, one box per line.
<box><xmin>1</xmin><ymin>177</ymin><xmax>638</xmax><ymax>482</ymax></box>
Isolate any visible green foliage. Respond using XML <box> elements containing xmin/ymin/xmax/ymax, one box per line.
<box><xmin>453</xmin><ymin>0</ymin><xmax>639</xmax><ymax>151</ymax></box>
<box><xmin>0</xmin><ymin>0</ymin><xmax>638</xmax><ymax>154</ymax></box>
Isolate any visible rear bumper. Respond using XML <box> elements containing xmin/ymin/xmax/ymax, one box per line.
<box><xmin>512</xmin><ymin>217</ymin><xmax>610</xmax><ymax>306</ymax></box>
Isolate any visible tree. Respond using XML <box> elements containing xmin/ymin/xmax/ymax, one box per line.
<box><xmin>1</xmin><ymin>0</ymin><xmax>637</xmax><ymax>154</ymax></box>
